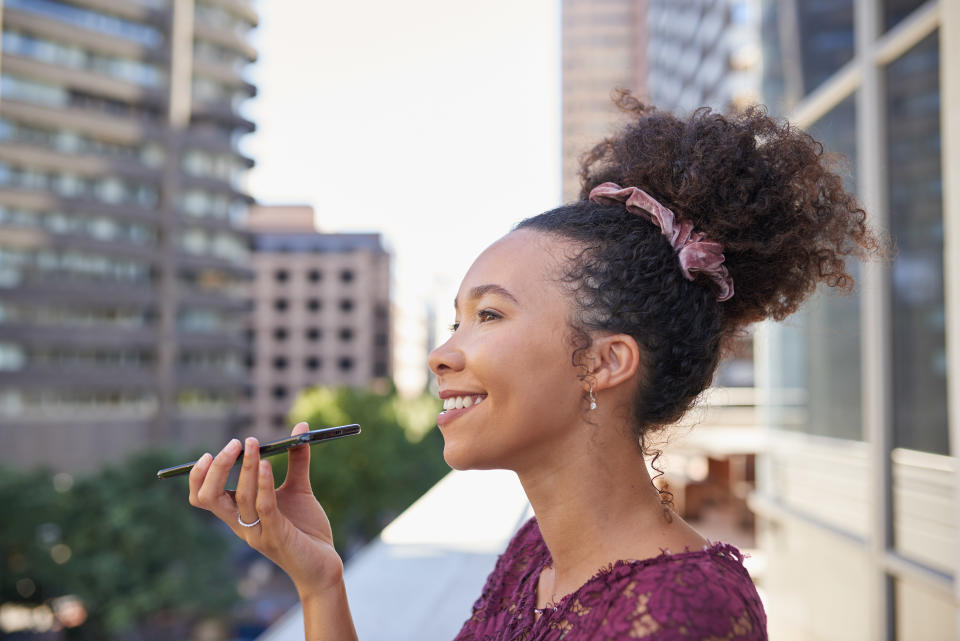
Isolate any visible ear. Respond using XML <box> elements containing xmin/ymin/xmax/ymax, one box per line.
<box><xmin>584</xmin><ymin>333</ymin><xmax>641</xmax><ymax>392</ymax></box>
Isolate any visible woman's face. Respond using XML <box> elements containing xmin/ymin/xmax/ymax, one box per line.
<box><xmin>428</xmin><ymin>229</ymin><xmax>587</xmax><ymax>472</ymax></box>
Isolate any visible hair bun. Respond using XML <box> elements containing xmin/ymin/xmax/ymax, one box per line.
<box><xmin>579</xmin><ymin>91</ymin><xmax>886</xmax><ymax>328</ymax></box>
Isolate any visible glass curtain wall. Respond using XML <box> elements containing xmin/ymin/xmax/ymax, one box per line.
<box><xmin>756</xmin><ymin>1</ymin><xmax>957</xmax><ymax>640</ymax></box>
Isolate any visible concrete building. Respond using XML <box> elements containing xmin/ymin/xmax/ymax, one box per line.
<box><xmin>244</xmin><ymin>205</ymin><xmax>391</xmax><ymax>439</ymax></box>
<box><xmin>0</xmin><ymin>0</ymin><xmax>257</xmax><ymax>471</ymax></box>
<box><xmin>753</xmin><ymin>1</ymin><xmax>960</xmax><ymax>639</ymax></box>
<box><xmin>560</xmin><ymin>0</ymin><xmax>648</xmax><ymax>203</ymax></box>
<box><xmin>646</xmin><ymin>0</ymin><xmax>762</xmax><ymax>115</ymax></box>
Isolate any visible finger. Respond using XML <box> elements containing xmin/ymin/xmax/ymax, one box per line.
<box><xmin>197</xmin><ymin>438</ymin><xmax>242</xmax><ymax>518</ymax></box>
<box><xmin>284</xmin><ymin>422</ymin><xmax>312</xmax><ymax>491</ymax></box>
<box><xmin>235</xmin><ymin>437</ymin><xmax>261</xmax><ymax>526</ymax></box>
<box><xmin>256</xmin><ymin>459</ymin><xmax>283</xmax><ymax>543</ymax></box>
<box><xmin>188</xmin><ymin>453</ymin><xmax>213</xmax><ymax>508</ymax></box>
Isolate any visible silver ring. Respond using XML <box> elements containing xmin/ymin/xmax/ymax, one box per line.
<box><xmin>237</xmin><ymin>513</ymin><xmax>261</xmax><ymax>528</ymax></box>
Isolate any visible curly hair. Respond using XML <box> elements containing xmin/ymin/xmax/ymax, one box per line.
<box><xmin>515</xmin><ymin>92</ymin><xmax>884</xmax><ymax>457</ymax></box>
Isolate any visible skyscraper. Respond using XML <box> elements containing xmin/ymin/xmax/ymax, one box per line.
<box><xmin>0</xmin><ymin>0</ymin><xmax>257</xmax><ymax>471</ymax></box>
<box><xmin>646</xmin><ymin>0</ymin><xmax>762</xmax><ymax>115</ymax></box>
<box><xmin>561</xmin><ymin>0</ymin><xmax>648</xmax><ymax>203</ymax></box>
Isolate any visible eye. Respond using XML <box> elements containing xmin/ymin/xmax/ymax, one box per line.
<box><xmin>477</xmin><ymin>309</ymin><xmax>501</xmax><ymax>323</ymax></box>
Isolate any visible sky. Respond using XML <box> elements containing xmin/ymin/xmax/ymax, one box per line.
<box><xmin>242</xmin><ymin>1</ymin><xmax>561</xmax><ymax>338</ymax></box>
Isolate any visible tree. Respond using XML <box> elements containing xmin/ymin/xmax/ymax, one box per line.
<box><xmin>0</xmin><ymin>451</ymin><xmax>238</xmax><ymax>640</ymax></box>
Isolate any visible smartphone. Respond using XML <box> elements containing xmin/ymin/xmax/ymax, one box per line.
<box><xmin>156</xmin><ymin>424</ymin><xmax>361</xmax><ymax>479</ymax></box>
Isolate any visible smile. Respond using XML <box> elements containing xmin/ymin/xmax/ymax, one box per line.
<box><xmin>442</xmin><ymin>395</ymin><xmax>487</xmax><ymax>411</ymax></box>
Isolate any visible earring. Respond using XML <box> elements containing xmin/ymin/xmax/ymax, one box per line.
<box><xmin>588</xmin><ymin>385</ymin><xmax>597</xmax><ymax>411</ymax></box>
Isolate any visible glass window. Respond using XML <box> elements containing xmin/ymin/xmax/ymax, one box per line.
<box><xmin>760</xmin><ymin>0</ymin><xmax>853</xmax><ymax>114</ymax></box>
<box><xmin>0</xmin><ymin>75</ymin><xmax>67</xmax><ymax>107</ymax></box>
<box><xmin>886</xmin><ymin>32</ymin><xmax>946</xmax><ymax>455</ymax></box>
<box><xmin>802</xmin><ymin>95</ymin><xmax>862</xmax><ymax>440</ymax></box>
<box><xmin>762</xmin><ymin>96</ymin><xmax>863</xmax><ymax>439</ymax></box>
<box><xmin>0</xmin><ymin>342</ymin><xmax>26</xmax><ymax>371</ymax></box>
<box><xmin>884</xmin><ymin>0</ymin><xmax>927</xmax><ymax>32</ymax></box>
<box><xmin>5</xmin><ymin>0</ymin><xmax>162</xmax><ymax>47</ymax></box>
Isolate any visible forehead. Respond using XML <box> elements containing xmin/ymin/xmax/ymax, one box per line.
<box><xmin>457</xmin><ymin>229</ymin><xmax>567</xmax><ymax>304</ymax></box>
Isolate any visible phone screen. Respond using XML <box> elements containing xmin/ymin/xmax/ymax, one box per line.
<box><xmin>156</xmin><ymin>424</ymin><xmax>361</xmax><ymax>479</ymax></box>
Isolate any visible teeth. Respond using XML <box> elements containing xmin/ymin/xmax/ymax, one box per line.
<box><xmin>441</xmin><ymin>395</ymin><xmax>486</xmax><ymax>411</ymax></box>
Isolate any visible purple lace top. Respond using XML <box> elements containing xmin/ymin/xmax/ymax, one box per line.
<box><xmin>453</xmin><ymin>517</ymin><xmax>767</xmax><ymax>640</ymax></box>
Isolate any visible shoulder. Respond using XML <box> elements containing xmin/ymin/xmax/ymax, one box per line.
<box><xmin>589</xmin><ymin>543</ymin><xmax>767</xmax><ymax>640</ymax></box>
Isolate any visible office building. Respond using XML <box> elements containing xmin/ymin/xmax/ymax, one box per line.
<box><xmin>244</xmin><ymin>205</ymin><xmax>391</xmax><ymax>439</ymax></box>
<box><xmin>561</xmin><ymin>0</ymin><xmax>648</xmax><ymax>203</ymax></box>
<box><xmin>754</xmin><ymin>1</ymin><xmax>960</xmax><ymax>638</ymax></box>
<box><xmin>0</xmin><ymin>0</ymin><xmax>257</xmax><ymax>471</ymax></box>
<box><xmin>646</xmin><ymin>0</ymin><xmax>762</xmax><ymax>115</ymax></box>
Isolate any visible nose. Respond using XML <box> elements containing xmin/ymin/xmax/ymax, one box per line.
<box><xmin>428</xmin><ymin>334</ymin><xmax>465</xmax><ymax>376</ymax></box>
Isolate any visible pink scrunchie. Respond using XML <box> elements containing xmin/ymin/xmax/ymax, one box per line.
<box><xmin>588</xmin><ymin>182</ymin><xmax>734</xmax><ymax>302</ymax></box>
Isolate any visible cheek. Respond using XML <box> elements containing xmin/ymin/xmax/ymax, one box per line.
<box><xmin>491</xmin><ymin>327</ymin><xmax>582</xmax><ymax>420</ymax></box>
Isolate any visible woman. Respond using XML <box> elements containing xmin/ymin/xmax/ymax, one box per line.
<box><xmin>188</xmin><ymin>95</ymin><xmax>881</xmax><ymax>640</ymax></box>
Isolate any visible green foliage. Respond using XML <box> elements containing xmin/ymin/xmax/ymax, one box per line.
<box><xmin>283</xmin><ymin>385</ymin><xmax>449</xmax><ymax>553</ymax></box>
<box><xmin>0</xmin><ymin>385</ymin><xmax>447</xmax><ymax>638</ymax></box>
<box><xmin>0</xmin><ymin>451</ymin><xmax>237</xmax><ymax>639</ymax></box>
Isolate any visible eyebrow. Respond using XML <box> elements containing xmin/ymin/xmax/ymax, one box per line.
<box><xmin>454</xmin><ymin>284</ymin><xmax>520</xmax><ymax>310</ymax></box>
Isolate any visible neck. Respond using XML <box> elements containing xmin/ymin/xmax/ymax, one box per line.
<box><xmin>514</xmin><ymin>417</ymin><xmax>681</xmax><ymax>599</ymax></box>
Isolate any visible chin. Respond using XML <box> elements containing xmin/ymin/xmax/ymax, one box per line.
<box><xmin>441</xmin><ymin>440</ymin><xmax>503</xmax><ymax>472</ymax></box>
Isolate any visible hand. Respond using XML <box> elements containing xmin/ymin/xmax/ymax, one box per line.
<box><xmin>189</xmin><ymin>422</ymin><xmax>345</xmax><ymax>596</ymax></box>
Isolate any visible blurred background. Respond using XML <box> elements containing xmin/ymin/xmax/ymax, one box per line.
<box><xmin>0</xmin><ymin>0</ymin><xmax>956</xmax><ymax>640</ymax></box>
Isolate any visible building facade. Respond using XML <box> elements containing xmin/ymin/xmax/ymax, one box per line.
<box><xmin>646</xmin><ymin>0</ymin><xmax>762</xmax><ymax>115</ymax></box>
<box><xmin>754</xmin><ymin>1</ymin><xmax>960</xmax><ymax>639</ymax></box>
<box><xmin>560</xmin><ymin>0</ymin><xmax>648</xmax><ymax>203</ymax></box>
<box><xmin>244</xmin><ymin>205</ymin><xmax>391</xmax><ymax>440</ymax></box>
<box><xmin>0</xmin><ymin>0</ymin><xmax>257</xmax><ymax>471</ymax></box>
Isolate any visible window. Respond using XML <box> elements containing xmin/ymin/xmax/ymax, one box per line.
<box><xmin>339</xmin><ymin>298</ymin><xmax>354</xmax><ymax>312</ymax></box>
<box><xmin>272</xmin><ymin>356</ymin><xmax>288</xmax><ymax>370</ymax></box>
<box><xmin>339</xmin><ymin>269</ymin><xmax>354</xmax><ymax>283</ymax></box>
<box><xmin>274</xmin><ymin>269</ymin><xmax>289</xmax><ymax>283</ymax></box>
<box><xmin>338</xmin><ymin>328</ymin><xmax>354</xmax><ymax>342</ymax></box>
<box><xmin>273</xmin><ymin>299</ymin><xmax>289</xmax><ymax>312</ymax></box>
<box><xmin>337</xmin><ymin>357</ymin><xmax>354</xmax><ymax>372</ymax></box>
<box><xmin>4</xmin><ymin>0</ymin><xmax>162</xmax><ymax>46</ymax></box>
<box><xmin>887</xmin><ymin>32</ymin><xmax>946</xmax><ymax>455</ymax></box>
<box><xmin>272</xmin><ymin>414</ymin><xmax>286</xmax><ymax>428</ymax></box>
<box><xmin>306</xmin><ymin>328</ymin><xmax>322</xmax><ymax>341</ymax></box>
<box><xmin>307</xmin><ymin>298</ymin><xmax>322</xmax><ymax>312</ymax></box>
<box><xmin>804</xmin><ymin>95</ymin><xmax>862</xmax><ymax>441</ymax></box>
<box><xmin>308</xmin><ymin>269</ymin><xmax>323</xmax><ymax>282</ymax></box>
<box><xmin>374</xmin><ymin>333</ymin><xmax>388</xmax><ymax>347</ymax></box>
<box><xmin>272</xmin><ymin>327</ymin><xmax>288</xmax><ymax>341</ymax></box>
<box><xmin>884</xmin><ymin>0</ymin><xmax>927</xmax><ymax>31</ymax></box>
<box><xmin>373</xmin><ymin>361</ymin><xmax>388</xmax><ymax>377</ymax></box>
<box><xmin>271</xmin><ymin>386</ymin><xmax>287</xmax><ymax>400</ymax></box>
<box><xmin>305</xmin><ymin>356</ymin><xmax>321</xmax><ymax>371</ymax></box>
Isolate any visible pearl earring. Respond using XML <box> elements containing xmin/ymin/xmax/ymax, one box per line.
<box><xmin>588</xmin><ymin>385</ymin><xmax>597</xmax><ymax>411</ymax></box>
